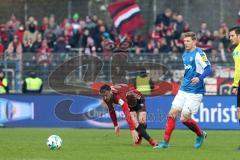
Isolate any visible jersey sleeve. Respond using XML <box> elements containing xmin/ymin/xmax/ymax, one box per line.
<box><xmin>105</xmin><ymin>100</ymin><xmax>118</xmax><ymax>127</ymax></box>
<box><xmin>233</xmin><ymin>50</ymin><xmax>240</xmax><ymax>87</ymax></box>
<box><xmin>198</xmin><ymin>65</ymin><xmax>213</xmax><ymax>81</ymax></box>
<box><xmin>115</xmin><ymin>95</ymin><xmax>135</xmax><ymax>131</ymax></box>
<box><xmin>109</xmin><ymin>109</ymin><xmax>118</xmax><ymax>127</ymax></box>
<box><xmin>195</xmin><ymin>51</ymin><xmax>210</xmax><ymax>69</ymax></box>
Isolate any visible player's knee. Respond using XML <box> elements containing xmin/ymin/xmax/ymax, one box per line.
<box><xmin>180</xmin><ymin>112</ymin><xmax>191</xmax><ymax>122</ymax></box>
<box><xmin>168</xmin><ymin>109</ymin><xmax>178</xmax><ymax>119</ymax></box>
<box><xmin>139</xmin><ymin>117</ymin><xmax>146</xmax><ymax>124</ymax></box>
<box><xmin>139</xmin><ymin>119</ymin><xmax>146</xmax><ymax>124</ymax></box>
<box><xmin>139</xmin><ymin>120</ymin><xmax>146</xmax><ymax>126</ymax></box>
<box><xmin>180</xmin><ymin>116</ymin><xmax>187</xmax><ymax>122</ymax></box>
<box><xmin>133</xmin><ymin>120</ymin><xmax>139</xmax><ymax>128</ymax></box>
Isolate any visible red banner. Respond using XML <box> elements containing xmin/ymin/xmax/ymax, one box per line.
<box><xmin>107</xmin><ymin>0</ymin><xmax>144</xmax><ymax>35</ymax></box>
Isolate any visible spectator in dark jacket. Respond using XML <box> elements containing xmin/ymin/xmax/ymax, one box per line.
<box><xmin>155</xmin><ymin>8</ymin><xmax>172</xmax><ymax>27</ymax></box>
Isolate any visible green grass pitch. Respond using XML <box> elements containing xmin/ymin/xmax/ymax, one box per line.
<box><xmin>0</xmin><ymin>128</ymin><xmax>240</xmax><ymax>160</ymax></box>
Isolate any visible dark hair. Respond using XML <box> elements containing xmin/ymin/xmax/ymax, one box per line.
<box><xmin>229</xmin><ymin>26</ymin><xmax>240</xmax><ymax>35</ymax></box>
<box><xmin>99</xmin><ymin>84</ymin><xmax>111</xmax><ymax>94</ymax></box>
<box><xmin>183</xmin><ymin>31</ymin><xmax>197</xmax><ymax>40</ymax></box>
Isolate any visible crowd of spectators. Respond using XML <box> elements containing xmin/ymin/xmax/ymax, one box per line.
<box><xmin>0</xmin><ymin>8</ymin><xmax>237</xmax><ymax>67</ymax></box>
<box><xmin>0</xmin><ymin>13</ymin><xmax>115</xmax><ymax>65</ymax></box>
<box><xmin>134</xmin><ymin>8</ymin><xmax>232</xmax><ymax>63</ymax></box>
<box><xmin>0</xmin><ymin>8</ymin><xmax>239</xmax><ymax>93</ymax></box>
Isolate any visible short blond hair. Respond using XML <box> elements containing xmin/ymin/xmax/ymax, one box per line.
<box><xmin>183</xmin><ymin>32</ymin><xmax>197</xmax><ymax>40</ymax></box>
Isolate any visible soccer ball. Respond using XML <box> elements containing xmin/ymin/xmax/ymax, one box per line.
<box><xmin>47</xmin><ymin>135</ymin><xmax>62</xmax><ymax>150</ymax></box>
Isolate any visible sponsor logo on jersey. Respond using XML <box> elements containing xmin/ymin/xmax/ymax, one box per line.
<box><xmin>202</xmin><ymin>56</ymin><xmax>207</xmax><ymax>62</ymax></box>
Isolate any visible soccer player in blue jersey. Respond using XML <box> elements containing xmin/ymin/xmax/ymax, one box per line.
<box><xmin>155</xmin><ymin>32</ymin><xmax>212</xmax><ymax>149</ymax></box>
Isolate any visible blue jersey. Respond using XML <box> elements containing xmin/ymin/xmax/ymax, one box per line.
<box><xmin>180</xmin><ymin>47</ymin><xmax>210</xmax><ymax>94</ymax></box>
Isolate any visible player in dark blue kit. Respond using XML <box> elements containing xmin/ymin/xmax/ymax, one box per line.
<box><xmin>155</xmin><ymin>32</ymin><xmax>212</xmax><ymax>149</ymax></box>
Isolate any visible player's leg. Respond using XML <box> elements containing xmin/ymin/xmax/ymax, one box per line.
<box><xmin>138</xmin><ymin>111</ymin><xmax>147</xmax><ymax>129</ymax></box>
<box><xmin>163</xmin><ymin>91</ymin><xmax>186</xmax><ymax>143</ymax></box>
<box><xmin>180</xmin><ymin>93</ymin><xmax>203</xmax><ymax>136</ymax></box>
<box><xmin>180</xmin><ymin>112</ymin><xmax>203</xmax><ymax>137</ymax></box>
<box><xmin>134</xmin><ymin>100</ymin><xmax>146</xmax><ymax>145</ymax></box>
<box><xmin>155</xmin><ymin>91</ymin><xmax>185</xmax><ymax>149</ymax></box>
<box><xmin>237</xmin><ymin>85</ymin><xmax>240</xmax><ymax>122</ymax></box>
<box><xmin>136</xmin><ymin>100</ymin><xmax>148</xmax><ymax>136</ymax></box>
<box><xmin>163</xmin><ymin>108</ymin><xmax>179</xmax><ymax>142</ymax></box>
<box><xmin>130</xmin><ymin>111</ymin><xmax>139</xmax><ymax>128</ymax></box>
<box><xmin>237</xmin><ymin>85</ymin><xmax>240</xmax><ymax>150</ymax></box>
<box><xmin>155</xmin><ymin>108</ymin><xmax>180</xmax><ymax>149</ymax></box>
<box><xmin>181</xmin><ymin>93</ymin><xmax>206</xmax><ymax>148</ymax></box>
<box><xmin>138</xmin><ymin>111</ymin><xmax>158</xmax><ymax>146</ymax></box>
<box><xmin>130</xmin><ymin>111</ymin><xmax>155</xmax><ymax>146</ymax></box>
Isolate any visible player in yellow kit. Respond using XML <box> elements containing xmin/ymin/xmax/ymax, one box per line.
<box><xmin>229</xmin><ymin>27</ymin><xmax>240</xmax><ymax>122</ymax></box>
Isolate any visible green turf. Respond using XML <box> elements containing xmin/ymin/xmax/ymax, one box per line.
<box><xmin>0</xmin><ymin>128</ymin><xmax>239</xmax><ymax>160</ymax></box>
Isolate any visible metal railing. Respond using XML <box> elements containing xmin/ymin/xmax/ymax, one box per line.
<box><xmin>1</xmin><ymin>51</ymin><xmax>235</xmax><ymax>95</ymax></box>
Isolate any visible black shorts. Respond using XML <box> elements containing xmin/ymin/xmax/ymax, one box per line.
<box><xmin>238</xmin><ymin>86</ymin><xmax>240</xmax><ymax>107</ymax></box>
<box><xmin>129</xmin><ymin>99</ymin><xmax>146</xmax><ymax>112</ymax></box>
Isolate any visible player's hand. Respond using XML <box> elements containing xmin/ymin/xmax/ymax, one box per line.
<box><xmin>114</xmin><ymin>125</ymin><xmax>120</xmax><ymax>136</ymax></box>
<box><xmin>232</xmin><ymin>87</ymin><xmax>238</xmax><ymax>95</ymax></box>
<box><xmin>130</xmin><ymin>130</ymin><xmax>139</xmax><ymax>142</ymax></box>
<box><xmin>191</xmin><ymin>77</ymin><xmax>200</xmax><ymax>84</ymax></box>
<box><xmin>237</xmin><ymin>108</ymin><xmax>240</xmax><ymax>120</ymax></box>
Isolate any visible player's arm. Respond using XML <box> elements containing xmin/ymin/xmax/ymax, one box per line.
<box><xmin>117</xmin><ymin>97</ymin><xmax>135</xmax><ymax>130</ymax></box>
<box><xmin>233</xmin><ymin>53</ymin><xmax>240</xmax><ymax>121</ymax></box>
<box><xmin>233</xmin><ymin>53</ymin><xmax>240</xmax><ymax>88</ymax></box>
<box><xmin>192</xmin><ymin>52</ymin><xmax>213</xmax><ymax>84</ymax></box>
<box><xmin>117</xmin><ymin>96</ymin><xmax>139</xmax><ymax>142</ymax></box>
<box><xmin>103</xmin><ymin>101</ymin><xmax>118</xmax><ymax>128</ymax></box>
<box><xmin>108</xmin><ymin>105</ymin><xmax>120</xmax><ymax>136</ymax></box>
<box><xmin>102</xmin><ymin>101</ymin><xmax>120</xmax><ymax>136</ymax></box>
<box><xmin>103</xmin><ymin>100</ymin><xmax>121</xmax><ymax>136</ymax></box>
<box><xmin>198</xmin><ymin>65</ymin><xmax>213</xmax><ymax>81</ymax></box>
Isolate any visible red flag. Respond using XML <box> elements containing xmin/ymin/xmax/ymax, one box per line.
<box><xmin>107</xmin><ymin>0</ymin><xmax>144</xmax><ymax>35</ymax></box>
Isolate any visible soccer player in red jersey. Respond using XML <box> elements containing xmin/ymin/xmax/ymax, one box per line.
<box><xmin>99</xmin><ymin>84</ymin><xmax>158</xmax><ymax>146</ymax></box>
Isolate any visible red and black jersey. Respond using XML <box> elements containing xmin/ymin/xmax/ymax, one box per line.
<box><xmin>103</xmin><ymin>84</ymin><xmax>144</xmax><ymax>130</ymax></box>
